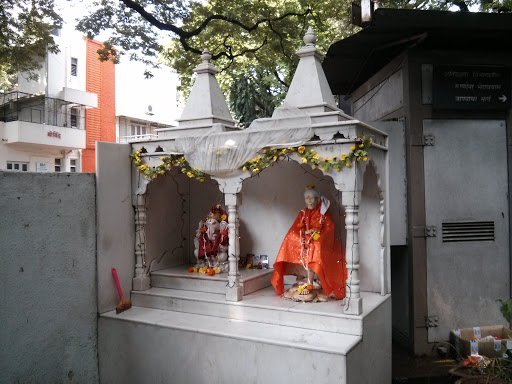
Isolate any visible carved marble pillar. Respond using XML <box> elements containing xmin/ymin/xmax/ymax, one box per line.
<box><xmin>379</xmin><ymin>191</ymin><xmax>386</xmax><ymax>295</ymax></box>
<box><xmin>225</xmin><ymin>193</ymin><xmax>242</xmax><ymax>301</ymax></box>
<box><xmin>343</xmin><ymin>191</ymin><xmax>363</xmax><ymax>315</ymax></box>
<box><xmin>133</xmin><ymin>193</ymin><xmax>150</xmax><ymax>291</ymax></box>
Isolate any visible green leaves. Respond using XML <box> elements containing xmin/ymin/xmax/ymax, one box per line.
<box><xmin>499</xmin><ymin>299</ymin><xmax>512</xmax><ymax>324</ymax></box>
<box><xmin>0</xmin><ymin>0</ymin><xmax>62</xmax><ymax>90</ymax></box>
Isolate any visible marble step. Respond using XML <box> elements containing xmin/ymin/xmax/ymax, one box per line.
<box><xmin>99</xmin><ymin>306</ymin><xmax>359</xmax><ymax>383</ymax></box>
<box><xmin>150</xmin><ymin>266</ymin><xmax>273</xmax><ymax>296</ymax></box>
<box><xmin>101</xmin><ymin>305</ymin><xmax>360</xmax><ymax>356</ymax></box>
<box><xmin>131</xmin><ymin>285</ymin><xmax>371</xmax><ymax>336</ymax></box>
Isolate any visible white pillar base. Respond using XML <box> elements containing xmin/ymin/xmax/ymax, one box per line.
<box><xmin>344</xmin><ymin>297</ymin><xmax>363</xmax><ymax>315</ymax></box>
<box><xmin>133</xmin><ymin>275</ymin><xmax>150</xmax><ymax>291</ymax></box>
<box><xmin>226</xmin><ymin>285</ymin><xmax>243</xmax><ymax>302</ymax></box>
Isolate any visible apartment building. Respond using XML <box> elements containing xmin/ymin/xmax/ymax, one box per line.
<box><xmin>0</xmin><ymin>25</ymin><xmax>181</xmax><ymax>173</ymax></box>
<box><xmin>115</xmin><ymin>60</ymin><xmax>180</xmax><ymax>144</ymax></box>
<box><xmin>0</xmin><ymin>28</ymin><xmax>101</xmax><ymax>173</ymax></box>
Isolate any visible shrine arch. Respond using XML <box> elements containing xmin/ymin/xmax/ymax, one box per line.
<box><xmin>239</xmin><ymin>158</ymin><xmax>347</xmax><ymax>269</ymax></box>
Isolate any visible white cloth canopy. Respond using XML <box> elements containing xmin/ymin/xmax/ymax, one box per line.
<box><xmin>174</xmin><ymin>104</ymin><xmax>313</xmax><ymax>176</ymax></box>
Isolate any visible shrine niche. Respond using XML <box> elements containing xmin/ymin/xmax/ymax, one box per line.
<box><xmin>128</xmin><ymin>27</ymin><xmax>389</xmax><ymax>315</ymax></box>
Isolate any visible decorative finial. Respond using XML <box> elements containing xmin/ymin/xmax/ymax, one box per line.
<box><xmin>201</xmin><ymin>48</ymin><xmax>212</xmax><ymax>63</ymax></box>
<box><xmin>303</xmin><ymin>26</ymin><xmax>316</xmax><ymax>46</ymax></box>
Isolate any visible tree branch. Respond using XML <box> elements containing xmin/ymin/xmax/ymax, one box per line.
<box><xmin>273</xmin><ymin>69</ymin><xmax>289</xmax><ymax>88</ymax></box>
<box><xmin>119</xmin><ymin>0</ymin><xmax>311</xmax><ymax>41</ymax></box>
<box><xmin>447</xmin><ymin>0</ymin><xmax>470</xmax><ymax>11</ymax></box>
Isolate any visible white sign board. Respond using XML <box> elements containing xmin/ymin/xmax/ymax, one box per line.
<box><xmin>36</xmin><ymin>162</ymin><xmax>50</xmax><ymax>172</ymax></box>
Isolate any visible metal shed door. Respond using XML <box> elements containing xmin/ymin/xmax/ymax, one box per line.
<box><xmin>423</xmin><ymin>119</ymin><xmax>509</xmax><ymax>343</ymax></box>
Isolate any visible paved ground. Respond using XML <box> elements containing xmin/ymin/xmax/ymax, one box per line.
<box><xmin>392</xmin><ymin>343</ymin><xmax>457</xmax><ymax>383</ymax></box>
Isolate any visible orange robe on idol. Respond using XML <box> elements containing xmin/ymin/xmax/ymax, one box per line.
<box><xmin>271</xmin><ymin>204</ymin><xmax>347</xmax><ymax>299</ymax></box>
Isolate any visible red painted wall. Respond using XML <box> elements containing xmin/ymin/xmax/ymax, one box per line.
<box><xmin>84</xmin><ymin>39</ymin><xmax>116</xmax><ymax>172</ymax></box>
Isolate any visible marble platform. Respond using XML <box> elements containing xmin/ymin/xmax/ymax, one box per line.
<box><xmin>150</xmin><ymin>266</ymin><xmax>273</xmax><ymax>295</ymax></box>
<box><xmin>98</xmin><ymin>265</ymin><xmax>391</xmax><ymax>384</ymax></box>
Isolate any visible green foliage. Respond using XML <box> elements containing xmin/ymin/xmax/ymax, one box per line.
<box><xmin>498</xmin><ymin>299</ymin><xmax>512</xmax><ymax>324</ymax></box>
<box><xmin>0</xmin><ymin>0</ymin><xmax>62</xmax><ymax>90</ymax></box>
<box><xmin>76</xmin><ymin>0</ymin><xmax>510</xmax><ymax>126</ymax></box>
<box><xmin>480</xmin><ymin>0</ymin><xmax>512</xmax><ymax>11</ymax></box>
<box><xmin>229</xmin><ymin>69</ymin><xmax>277</xmax><ymax>127</ymax></box>
<box><xmin>164</xmin><ymin>0</ymin><xmax>354</xmax><ymax>113</ymax></box>
<box><xmin>378</xmin><ymin>0</ymin><xmax>477</xmax><ymax>11</ymax></box>
<box><xmin>76</xmin><ymin>0</ymin><xmax>190</xmax><ymax>69</ymax></box>
<box><xmin>76</xmin><ymin>0</ymin><xmax>355</xmax><ymax>123</ymax></box>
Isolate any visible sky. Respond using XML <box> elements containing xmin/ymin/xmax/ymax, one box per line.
<box><xmin>55</xmin><ymin>0</ymin><xmax>111</xmax><ymax>41</ymax></box>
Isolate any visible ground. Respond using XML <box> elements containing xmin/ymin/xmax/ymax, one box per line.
<box><xmin>392</xmin><ymin>342</ymin><xmax>455</xmax><ymax>383</ymax></box>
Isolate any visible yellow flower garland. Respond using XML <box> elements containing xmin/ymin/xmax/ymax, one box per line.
<box><xmin>242</xmin><ymin>135</ymin><xmax>372</xmax><ymax>174</ymax></box>
<box><xmin>129</xmin><ymin>151</ymin><xmax>208</xmax><ymax>181</ymax></box>
<box><xmin>130</xmin><ymin>135</ymin><xmax>372</xmax><ymax>180</ymax></box>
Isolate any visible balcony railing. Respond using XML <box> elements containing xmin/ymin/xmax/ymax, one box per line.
<box><xmin>0</xmin><ymin>92</ymin><xmax>86</xmax><ymax>130</ymax></box>
<box><xmin>118</xmin><ymin>134</ymin><xmax>158</xmax><ymax>143</ymax></box>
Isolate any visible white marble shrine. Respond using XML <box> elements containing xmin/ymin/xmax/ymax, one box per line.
<box><xmin>97</xmin><ymin>28</ymin><xmax>391</xmax><ymax>383</ymax></box>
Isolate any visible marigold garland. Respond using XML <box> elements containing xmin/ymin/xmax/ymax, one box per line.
<box><xmin>130</xmin><ymin>135</ymin><xmax>372</xmax><ymax>180</ymax></box>
<box><xmin>242</xmin><ymin>135</ymin><xmax>372</xmax><ymax>174</ymax></box>
<box><xmin>130</xmin><ymin>149</ymin><xmax>208</xmax><ymax>181</ymax></box>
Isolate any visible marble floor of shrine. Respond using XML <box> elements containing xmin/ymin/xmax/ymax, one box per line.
<box><xmin>98</xmin><ymin>265</ymin><xmax>391</xmax><ymax>383</ymax></box>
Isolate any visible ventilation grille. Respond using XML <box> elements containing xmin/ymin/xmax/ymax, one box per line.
<box><xmin>442</xmin><ymin>221</ymin><xmax>494</xmax><ymax>243</ymax></box>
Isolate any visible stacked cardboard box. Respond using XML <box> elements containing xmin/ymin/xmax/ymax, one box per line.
<box><xmin>450</xmin><ymin>325</ymin><xmax>512</xmax><ymax>358</ymax></box>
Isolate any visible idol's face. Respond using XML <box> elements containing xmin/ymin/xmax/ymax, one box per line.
<box><xmin>305</xmin><ymin>195</ymin><xmax>320</xmax><ymax>210</ymax></box>
<box><xmin>205</xmin><ymin>218</ymin><xmax>220</xmax><ymax>238</ymax></box>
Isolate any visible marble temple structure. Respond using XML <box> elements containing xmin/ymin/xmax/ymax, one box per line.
<box><xmin>96</xmin><ymin>28</ymin><xmax>391</xmax><ymax>383</ymax></box>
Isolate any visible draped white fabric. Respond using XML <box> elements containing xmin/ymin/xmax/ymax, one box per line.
<box><xmin>174</xmin><ymin>105</ymin><xmax>314</xmax><ymax>176</ymax></box>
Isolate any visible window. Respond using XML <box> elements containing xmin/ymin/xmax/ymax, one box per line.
<box><xmin>70</xmin><ymin>107</ymin><xmax>78</xmax><ymax>128</ymax></box>
<box><xmin>71</xmin><ymin>58</ymin><xmax>78</xmax><ymax>76</ymax></box>
<box><xmin>70</xmin><ymin>159</ymin><xmax>77</xmax><ymax>172</ymax></box>
<box><xmin>55</xmin><ymin>158</ymin><xmax>62</xmax><ymax>172</ymax></box>
<box><xmin>130</xmin><ymin>123</ymin><xmax>147</xmax><ymax>137</ymax></box>
<box><xmin>7</xmin><ymin>162</ymin><xmax>28</xmax><ymax>171</ymax></box>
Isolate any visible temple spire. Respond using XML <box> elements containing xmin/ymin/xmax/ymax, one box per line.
<box><xmin>175</xmin><ymin>48</ymin><xmax>235</xmax><ymax>134</ymax></box>
<box><xmin>283</xmin><ymin>27</ymin><xmax>338</xmax><ymax>114</ymax></box>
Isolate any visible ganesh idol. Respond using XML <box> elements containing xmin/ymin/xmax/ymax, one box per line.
<box><xmin>193</xmin><ymin>204</ymin><xmax>229</xmax><ymax>272</ymax></box>
<box><xmin>271</xmin><ymin>185</ymin><xmax>347</xmax><ymax>302</ymax></box>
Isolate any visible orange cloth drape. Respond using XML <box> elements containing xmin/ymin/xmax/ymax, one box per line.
<box><xmin>271</xmin><ymin>205</ymin><xmax>347</xmax><ymax>299</ymax></box>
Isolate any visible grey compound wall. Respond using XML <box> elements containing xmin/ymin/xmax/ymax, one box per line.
<box><xmin>0</xmin><ymin>171</ymin><xmax>99</xmax><ymax>384</ymax></box>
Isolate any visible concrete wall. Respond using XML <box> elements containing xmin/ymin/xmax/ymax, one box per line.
<box><xmin>96</xmin><ymin>142</ymin><xmax>135</xmax><ymax>314</ymax></box>
<box><xmin>352</xmin><ymin>69</ymin><xmax>404</xmax><ymax>122</ymax></box>
<box><xmin>0</xmin><ymin>171</ymin><xmax>99</xmax><ymax>383</ymax></box>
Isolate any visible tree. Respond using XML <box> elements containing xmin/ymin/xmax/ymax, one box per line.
<box><xmin>0</xmin><ymin>0</ymin><xmax>62</xmax><ymax>90</ymax></box>
<box><xmin>77</xmin><ymin>0</ymin><xmax>355</xmax><ymax>124</ymax></box>
<box><xmin>163</xmin><ymin>0</ymin><xmax>358</xmax><ymax>126</ymax></box>
<box><xmin>76</xmin><ymin>0</ymin><xmax>509</xmax><ymax>125</ymax></box>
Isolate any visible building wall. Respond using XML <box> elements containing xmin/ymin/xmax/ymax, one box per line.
<box><xmin>47</xmin><ymin>31</ymin><xmax>88</xmax><ymax>98</ymax></box>
<box><xmin>115</xmin><ymin>60</ymin><xmax>181</xmax><ymax>127</ymax></box>
<box><xmin>7</xmin><ymin>28</ymin><xmax>89</xmax><ymax>173</ymax></box>
<box><xmin>17</xmin><ymin>28</ymin><xmax>88</xmax><ymax>99</ymax></box>
<box><xmin>117</xmin><ymin>116</ymin><xmax>158</xmax><ymax>143</ymax></box>
<box><xmin>0</xmin><ymin>142</ymin><xmax>79</xmax><ymax>173</ymax></box>
<box><xmin>17</xmin><ymin>60</ymin><xmax>47</xmax><ymax>95</ymax></box>
<box><xmin>0</xmin><ymin>171</ymin><xmax>99</xmax><ymax>383</ymax></box>
<box><xmin>84</xmin><ymin>39</ymin><xmax>116</xmax><ymax>172</ymax></box>
<box><xmin>349</xmin><ymin>46</ymin><xmax>512</xmax><ymax>354</ymax></box>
